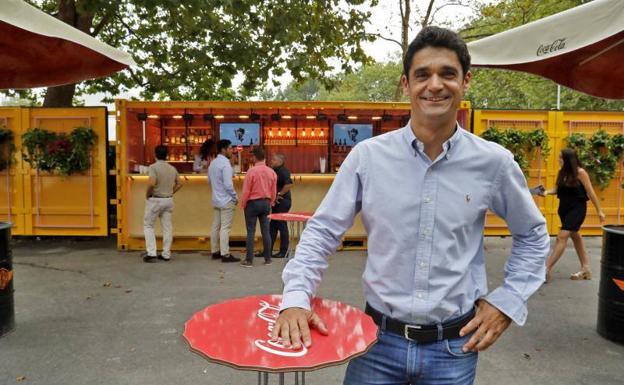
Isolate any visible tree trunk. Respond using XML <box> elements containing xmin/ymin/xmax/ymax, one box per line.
<box><xmin>401</xmin><ymin>0</ymin><xmax>411</xmax><ymax>58</ymax></box>
<box><xmin>43</xmin><ymin>84</ymin><xmax>77</xmax><ymax>107</ymax></box>
<box><xmin>393</xmin><ymin>0</ymin><xmax>411</xmax><ymax>101</ymax></box>
<box><xmin>42</xmin><ymin>0</ymin><xmax>93</xmax><ymax>107</ymax></box>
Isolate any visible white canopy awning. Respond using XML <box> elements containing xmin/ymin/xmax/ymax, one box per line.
<box><xmin>0</xmin><ymin>0</ymin><xmax>135</xmax><ymax>89</ymax></box>
<box><xmin>467</xmin><ymin>0</ymin><xmax>624</xmax><ymax>99</ymax></box>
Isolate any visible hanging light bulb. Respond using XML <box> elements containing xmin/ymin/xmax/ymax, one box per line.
<box><xmin>311</xmin><ymin>129</ymin><xmax>316</xmax><ymax>137</ymax></box>
<box><xmin>286</xmin><ymin>128</ymin><xmax>291</xmax><ymax>137</ymax></box>
<box><xmin>269</xmin><ymin>129</ymin><xmax>274</xmax><ymax>137</ymax></box>
<box><xmin>301</xmin><ymin>129</ymin><xmax>306</xmax><ymax>137</ymax></box>
<box><xmin>278</xmin><ymin>128</ymin><xmax>282</xmax><ymax>137</ymax></box>
<box><xmin>320</xmin><ymin>129</ymin><xmax>324</xmax><ymax>137</ymax></box>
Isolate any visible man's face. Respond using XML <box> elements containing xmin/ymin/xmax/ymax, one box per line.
<box><xmin>270</xmin><ymin>155</ymin><xmax>282</xmax><ymax>168</ymax></box>
<box><xmin>224</xmin><ymin>145</ymin><xmax>233</xmax><ymax>159</ymax></box>
<box><xmin>401</xmin><ymin>46</ymin><xmax>471</xmax><ymax>125</ymax></box>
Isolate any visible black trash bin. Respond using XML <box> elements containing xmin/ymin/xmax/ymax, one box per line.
<box><xmin>598</xmin><ymin>225</ymin><xmax>624</xmax><ymax>344</ymax></box>
<box><xmin>0</xmin><ymin>222</ymin><xmax>14</xmax><ymax>337</ymax></box>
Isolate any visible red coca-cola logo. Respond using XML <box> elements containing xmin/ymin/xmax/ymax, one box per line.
<box><xmin>0</xmin><ymin>268</ymin><xmax>12</xmax><ymax>290</ymax></box>
<box><xmin>537</xmin><ymin>38</ymin><xmax>567</xmax><ymax>56</ymax></box>
<box><xmin>254</xmin><ymin>300</ymin><xmax>308</xmax><ymax>357</ymax></box>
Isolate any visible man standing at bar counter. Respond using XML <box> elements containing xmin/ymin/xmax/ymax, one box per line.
<box><xmin>143</xmin><ymin>145</ymin><xmax>182</xmax><ymax>263</ymax></box>
<box><xmin>272</xmin><ymin>26</ymin><xmax>550</xmax><ymax>385</ymax></box>
<box><xmin>270</xmin><ymin>153</ymin><xmax>293</xmax><ymax>258</ymax></box>
<box><xmin>239</xmin><ymin>147</ymin><xmax>277</xmax><ymax>267</ymax></box>
<box><xmin>208</xmin><ymin>139</ymin><xmax>240</xmax><ymax>263</ymax></box>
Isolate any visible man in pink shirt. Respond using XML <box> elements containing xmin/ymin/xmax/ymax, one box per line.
<box><xmin>240</xmin><ymin>147</ymin><xmax>277</xmax><ymax>267</ymax></box>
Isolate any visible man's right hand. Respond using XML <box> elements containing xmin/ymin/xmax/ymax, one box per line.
<box><xmin>270</xmin><ymin>307</ymin><xmax>328</xmax><ymax>349</ymax></box>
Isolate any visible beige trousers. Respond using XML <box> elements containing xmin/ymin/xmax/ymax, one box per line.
<box><xmin>210</xmin><ymin>201</ymin><xmax>236</xmax><ymax>255</ymax></box>
<box><xmin>144</xmin><ymin>197</ymin><xmax>174</xmax><ymax>258</ymax></box>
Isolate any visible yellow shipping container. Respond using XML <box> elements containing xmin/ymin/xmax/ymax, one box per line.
<box><xmin>0</xmin><ymin>107</ymin><xmax>109</xmax><ymax>236</ymax></box>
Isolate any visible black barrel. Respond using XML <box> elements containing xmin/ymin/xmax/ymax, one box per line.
<box><xmin>0</xmin><ymin>222</ymin><xmax>14</xmax><ymax>337</ymax></box>
<box><xmin>598</xmin><ymin>225</ymin><xmax>624</xmax><ymax>344</ymax></box>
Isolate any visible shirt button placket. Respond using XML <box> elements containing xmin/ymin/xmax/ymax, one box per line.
<box><xmin>414</xmin><ymin>168</ymin><xmax>435</xmax><ymax>307</ymax></box>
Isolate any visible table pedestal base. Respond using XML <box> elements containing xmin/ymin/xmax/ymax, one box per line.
<box><xmin>257</xmin><ymin>371</ymin><xmax>306</xmax><ymax>385</ymax></box>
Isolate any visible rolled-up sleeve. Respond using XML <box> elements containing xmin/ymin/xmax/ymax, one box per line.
<box><xmin>280</xmin><ymin>146</ymin><xmax>365</xmax><ymax>311</ymax></box>
<box><xmin>486</xmin><ymin>154</ymin><xmax>550</xmax><ymax>325</ymax></box>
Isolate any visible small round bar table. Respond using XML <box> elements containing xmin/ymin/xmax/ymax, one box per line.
<box><xmin>267</xmin><ymin>212</ymin><xmax>314</xmax><ymax>259</ymax></box>
<box><xmin>183</xmin><ymin>294</ymin><xmax>378</xmax><ymax>384</ymax></box>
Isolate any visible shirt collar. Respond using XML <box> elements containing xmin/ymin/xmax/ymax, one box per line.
<box><xmin>255</xmin><ymin>160</ymin><xmax>266</xmax><ymax>167</ymax></box>
<box><xmin>401</xmin><ymin>120</ymin><xmax>464</xmax><ymax>159</ymax></box>
<box><xmin>217</xmin><ymin>154</ymin><xmax>229</xmax><ymax>161</ymax></box>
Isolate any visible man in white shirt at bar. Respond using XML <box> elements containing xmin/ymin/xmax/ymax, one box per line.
<box><xmin>271</xmin><ymin>26</ymin><xmax>549</xmax><ymax>385</ymax></box>
<box><xmin>208</xmin><ymin>139</ymin><xmax>240</xmax><ymax>263</ymax></box>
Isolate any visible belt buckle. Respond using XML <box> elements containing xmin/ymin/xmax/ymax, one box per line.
<box><xmin>404</xmin><ymin>324</ymin><xmax>422</xmax><ymax>341</ymax></box>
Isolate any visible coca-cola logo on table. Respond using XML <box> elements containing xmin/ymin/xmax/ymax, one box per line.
<box><xmin>254</xmin><ymin>300</ymin><xmax>308</xmax><ymax>357</ymax></box>
<box><xmin>537</xmin><ymin>38</ymin><xmax>567</xmax><ymax>56</ymax></box>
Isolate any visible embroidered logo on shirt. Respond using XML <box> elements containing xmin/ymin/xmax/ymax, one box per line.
<box><xmin>465</xmin><ymin>193</ymin><xmax>471</xmax><ymax>203</ymax></box>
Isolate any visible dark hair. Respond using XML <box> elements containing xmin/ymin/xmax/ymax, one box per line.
<box><xmin>252</xmin><ymin>146</ymin><xmax>265</xmax><ymax>161</ymax></box>
<box><xmin>200</xmin><ymin>139</ymin><xmax>214</xmax><ymax>160</ymax></box>
<box><xmin>155</xmin><ymin>145</ymin><xmax>167</xmax><ymax>160</ymax></box>
<box><xmin>403</xmin><ymin>26</ymin><xmax>471</xmax><ymax>79</ymax></box>
<box><xmin>217</xmin><ymin>139</ymin><xmax>232</xmax><ymax>154</ymax></box>
<box><xmin>556</xmin><ymin>148</ymin><xmax>582</xmax><ymax>188</ymax></box>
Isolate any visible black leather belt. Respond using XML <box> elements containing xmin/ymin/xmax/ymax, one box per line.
<box><xmin>152</xmin><ymin>195</ymin><xmax>172</xmax><ymax>198</ymax></box>
<box><xmin>365</xmin><ymin>303</ymin><xmax>475</xmax><ymax>343</ymax></box>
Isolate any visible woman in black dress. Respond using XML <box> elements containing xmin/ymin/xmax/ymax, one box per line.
<box><xmin>540</xmin><ymin>148</ymin><xmax>605</xmax><ymax>282</ymax></box>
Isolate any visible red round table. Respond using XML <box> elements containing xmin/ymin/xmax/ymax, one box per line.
<box><xmin>268</xmin><ymin>212</ymin><xmax>314</xmax><ymax>259</ymax></box>
<box><xmin>183</xmin><ymin>294</ymin><xmax>378</xmax><ymax>384</ymax></box>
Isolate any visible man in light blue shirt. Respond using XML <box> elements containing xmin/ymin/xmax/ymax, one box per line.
<box><xmin>272</xmin><ymin>26</ymin><xmax>550</xmax><ymax>385</ymax></box>
<box><xmin>208</xmin><ymin>139</ymin><xmax>240</xmax><ymax>263</ymax></box>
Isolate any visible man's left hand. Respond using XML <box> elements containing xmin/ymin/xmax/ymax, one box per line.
<box><xmin>459</xmin><ymin>299</ymin><xmax>511</xmax><ymax>353</ymax></box>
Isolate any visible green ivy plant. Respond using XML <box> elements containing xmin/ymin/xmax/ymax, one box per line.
<box><xmin>22</xmin><ymin>127</ymin><xmax>97</xmax><ymax>176</ymax></box>
<box><xmin>481</xmin><ymin>126</ymin><xmax>550</xmax><ymax>176</ymax></box>
<box><xmin>0</xmin><ymin>127</ymin><xmax>16</xmax><ymax>171</ymax></box>
<box><xmin>566</xmin><ymin>129</ymin><xmax>624</xmax><ymax>189</ymax></box>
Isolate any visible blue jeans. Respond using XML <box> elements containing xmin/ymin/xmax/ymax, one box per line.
<box><xmin>343</xmin><ymin>327</ymin><xmax>478</xmax><ymax>385</ymax></box>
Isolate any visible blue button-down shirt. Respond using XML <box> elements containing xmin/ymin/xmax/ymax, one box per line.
<box><xmin>281</xmin><ymin>123</ymin><xmax>549</xmax><ymax>326</ymax></box>
<box><xmin>207</xmin><ymin>154</ymin><xmax>237</xmax><ymax>208</ymax></box>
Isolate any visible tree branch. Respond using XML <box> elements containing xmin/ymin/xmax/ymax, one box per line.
<box><xmin>127</xmin><ymin>67</ymin><xmax>149</xmax><ymax>88</ymax></box>
<box><xmin>460</xmin><ymin>32</ymin><xmax>495</xmax><ymax>41</ymax></box>
<box><xmin>460</xmin><ymin>21</ymin><xmax>503</xmax><ymax>34</ymax></box>
<box><xmin>371</xmin><ymin>33</ymin><xmax>403</xmax><ymax>49</ymax></box>
<box><xmin>422</xmin><ymin>0</ymin><xmax>436</xmax><ymax>27</ymax></box>
<box><xmin>430</xmin><ymin>1</ymin><xmax>472</xmax><ymax>22</ymax></box>
<box><xmin>115</xmin><ymin>14</ymin><xmax>142</xmax><ymax>40</ymax></box>
<box><xmin>91</xmin><ymin>13</ymin><xmax>111</xmax><ymax>37</ymax></box>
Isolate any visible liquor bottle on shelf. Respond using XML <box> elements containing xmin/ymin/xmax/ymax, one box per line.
<box><xmin>164</xmin><ymin>136</ymin><xmax>169</xmax><ymax>144</ymax></box>
<box><xmin>180</xmin><ymin>134</ymin><xmax>186</xmax><ymax>144</ymax></box>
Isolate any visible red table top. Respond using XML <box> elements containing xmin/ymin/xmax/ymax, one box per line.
<box><xmin>183</xmin><ymin>295</ymin><xmax>378</xmax><ymax>372</ymax></box>
<box><xmin>268</xmin><ymin>212</ymin><xmax>314</xmax><ymax>222</ymax></box>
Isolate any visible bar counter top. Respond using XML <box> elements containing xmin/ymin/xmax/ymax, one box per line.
<box><xmin>122</xmin><ymin>171</ymin><xmax>365</xmax><ymax>243</ymax></box>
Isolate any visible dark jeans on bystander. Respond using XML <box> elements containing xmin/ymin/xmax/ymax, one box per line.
<box><xmin>244</xmin><ymin>199</ymin><xmax>272</xmax><ymax>262</ymax></box>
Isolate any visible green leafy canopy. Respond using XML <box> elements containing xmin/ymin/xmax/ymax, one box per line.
<box><xmin>13</xmin><ymin>0</ymin><xmax>378</xmax><ymax>104</ymax></box>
